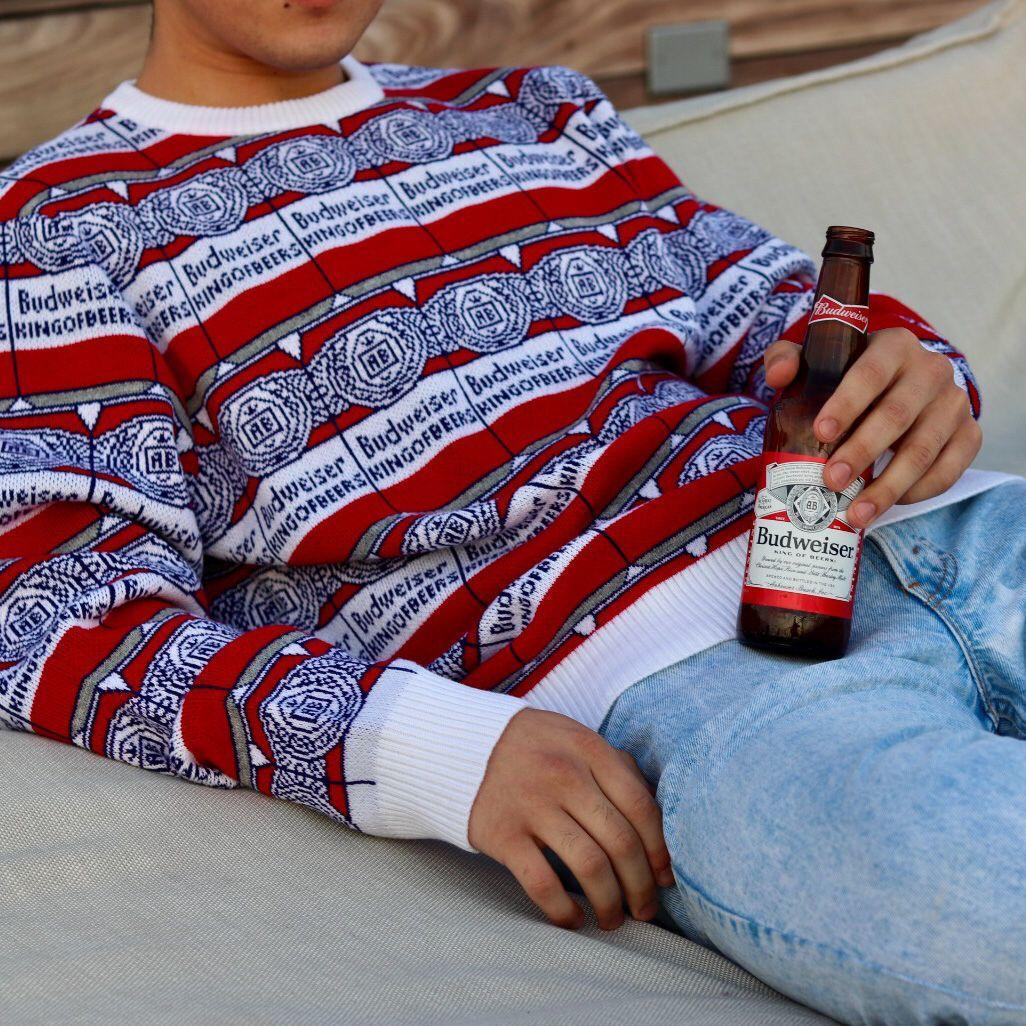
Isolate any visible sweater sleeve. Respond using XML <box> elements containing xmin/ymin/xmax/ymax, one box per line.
<box><xmin>740</xmin><ymin>282</ymin><xmax>982</xmax><ymax>420</ymax></box>
<box><xmin>542</xmin><ymin>65</ymin><xmax>982</xmax><ymax>419</ymax></box>
<box><xmin>0</xmin><ymin>240</ymin><xmax>527</xmax><ymax>854</ymax></box>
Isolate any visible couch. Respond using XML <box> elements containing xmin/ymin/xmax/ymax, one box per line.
<box><xmin>2</xmin><ymin>2</ymin><xmax>1023</xmax><ymax>1022</ymax></box>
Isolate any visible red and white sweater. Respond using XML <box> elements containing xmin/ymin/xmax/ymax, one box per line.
<box><xmin>0</xmin><ymin>55</ymin><xmax>1000</xmax><ymax>851</ymax></box>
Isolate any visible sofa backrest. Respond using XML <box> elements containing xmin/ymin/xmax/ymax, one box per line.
<box><xmin>626</xmin><ymin>0</ymin><xmax>1026</xmax><ymax>475</ymax></box>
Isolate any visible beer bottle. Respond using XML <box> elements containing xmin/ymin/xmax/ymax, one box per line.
<box><xmin>737</xmin><ymin>225</ymin><xmax>875</xmax><ymax>659</ymax></box>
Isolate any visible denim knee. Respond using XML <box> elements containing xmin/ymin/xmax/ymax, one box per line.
<box><xmin>658</xmin><ymin>719</ymin><xmax>1026</xmax><ymax>1025</ymax></box>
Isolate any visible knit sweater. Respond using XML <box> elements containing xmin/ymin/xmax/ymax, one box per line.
<box><xmin>0</xmin><ymin>55</ymin><xmax>1002</xmax><ymax>853</ymax></box>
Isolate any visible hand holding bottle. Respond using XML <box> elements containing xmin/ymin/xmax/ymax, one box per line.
<box><xmin>763</xmin><ymin>327</ymin><xmax>981</xmax><ymax>528</ymax></box>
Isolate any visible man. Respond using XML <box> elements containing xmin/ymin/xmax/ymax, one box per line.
<box><xmin>1</xmin><ymin>0</ymin><xmax>1023</xmax><ymax>1021</ymax></box>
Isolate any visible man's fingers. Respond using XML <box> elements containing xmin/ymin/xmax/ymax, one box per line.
<box><xmin>897</xmin><ymin>419</ymin><xmax>982</xmax><ymax>505</ymax></box>
<box><xmin>562</xmin><ymin>770</ymin><xmax>659</xmax><ymax>923</ymax></box>
<box><xmin>539</xmin><ymin>810</ymin><xmax>624</xmax><ymax>931</ymax></box>
<box><xmin>813</xmin><ymin>332</ymin><xmax>908</xmax><ymax>444</ymax></box>
<box><xmin>508</xmin><ymin>838</ymin><xmax>584</xmax><ymax>930</ymax></box>
<box><xmin>846</xmin><ymin>404</ymin><xmax>962</xmax><ymax>525</ymax></box>
<box><xmin>763</xmin><ymin>340</ymin><xmax>802</xmax><ymax>390</ymax></box>
<box><xmin>598</xmin><ymin>748</ymin><xmax>673</xmax><ymax>889</ymax></box>
<box><xmin>473</xmin><ymin>709</ymin><xmax>675</xmax><ymax>935</ymax></box>
<box><xmin>822</xmin><ymin>372</ymin><xmax>935</xmax><ymax>492</ymax></box>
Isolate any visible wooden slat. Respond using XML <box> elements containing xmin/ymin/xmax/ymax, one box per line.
<box><xmin>0</xmin><ymin>7</ymin><xmax>151</xmax><ymax>162</ymax></box>
<box><xmin>0</xmin><ymin>0</ymin><xmax>142</xmax><ymax>16</ymax></box>
<box><xmin>599</xmin><ymin>38</ymin><xmax>904</xmax><ymax>110</ymax></box>
<box><xmin>355</xmin><ymin>0</ymin><xmax>990</xmax><ymax>72</ymax></box>
<box><xmin>0</xmin><ymin>0</ymin><xmax>991</xmax><ymax>164</ymax></box>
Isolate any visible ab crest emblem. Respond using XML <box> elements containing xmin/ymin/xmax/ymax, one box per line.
<box><xmin>0</xmin><ymin>429</ymin><xmax>89</xmax><ymax>476</ymax></box>
<box><xmin>426</xmin><ymin>275</ymin><xmax>533</xmax><ymax>354</ymax></box>
<box><xmin>683</xmin><ymin>209</ymin><xmax>771</xmax><ymax>260</ymax></box>
<box><xmin>353</xmin><ymin>109</ymin><xmax>453</xmax><ymax>165</ymax></box>
<box><xmin>312</xmin><ymin>309</ymin><xmax>429</xmax><ymax>408</ymax></box>
<box><xmin>219</xmin><ymin>371</ymin><xmax>312</xmax><ymax>476</ymax></box>
<box><xmin>254</xmin><ymin>135</ymin><xmax>357</xmax><ymax>195</ymax></box>
<box><xmin>16</xmin><ymin>204</ymin><xmax>142</xmax><ymax>289</ymax></box>
<box><xmin>260</xmin><ymin>650</ymin><xmax>367</xmax><ymax>761</ymax></box>
<box><xmin>95</xmin><ymin>416</ymin><xmax>189</xmax><ymax>507</ymax></box>
<box><xmin>518</xmin><ymin>66</ymin><xmax>602</xmax><ymax>116</ymax></box>
<box><xmin>533</xmin><ymin>248</ymin><xmax>627</xmax><ymax>324</ymax></box>
<box><xmin>786</xmin><ymin>484</ymin><xmax>839</xmax><ymax>533</ymax></box>
<box><xmin>141</xmin><ymin>169</ymin><xmax>249</xmax><ymax>242</ymax></box>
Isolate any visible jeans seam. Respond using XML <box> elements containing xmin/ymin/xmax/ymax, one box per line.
<box><xmin>671</xmin><ymin>867</ymin><xmax>1026</xmax><ymax>1015</ymax></box>
<box><xmin>866</xmin><ymin>533</ymin><xmax>1000</xmax><ymax>732</ymax></box>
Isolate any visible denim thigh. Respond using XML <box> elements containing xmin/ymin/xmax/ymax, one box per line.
<box><xmin>598</xmin><ymin>480</ymin><xmax>1026</xmax><ymax>1025</ymax></box>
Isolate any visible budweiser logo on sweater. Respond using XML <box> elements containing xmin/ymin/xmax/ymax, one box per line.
<box><xmin>809</xmin><ymin>294</ymin><xmax>870</xmax><ymax>334</ymax></box>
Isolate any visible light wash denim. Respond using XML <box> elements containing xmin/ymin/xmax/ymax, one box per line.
<box><xmin>598</xmin><ymin>478</ymin><xmax>1026</xmax><ymax>1025</ymax></box>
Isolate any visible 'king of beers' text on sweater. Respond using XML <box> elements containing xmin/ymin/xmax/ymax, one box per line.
<box><xmin>0</xmin><ymin>55</ymin><xmax>998</xmax><ymax>852</ymax></box>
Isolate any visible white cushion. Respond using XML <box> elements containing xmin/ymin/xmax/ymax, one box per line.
<box><xmin>626</xmin><ymin>0</ymin><xmax>1026</xmax><ymax>476</ymax></box>
<box><xmin>0</xmin><ymin>728</ymin><xmax>830</xmax><ymax>1024</ymax></box>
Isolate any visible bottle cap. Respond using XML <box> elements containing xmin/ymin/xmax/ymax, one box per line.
<box><xmin>826</xmin><ymin>226</ymin><xmax>875</xmax><ymax>244</ymax></box>
<box><xmin>823</xmin><ymin>226</ymin><xmax>874</xmax><ymax>262</ymax></box>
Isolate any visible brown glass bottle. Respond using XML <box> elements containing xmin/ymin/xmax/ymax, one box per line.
<box><xmin>737</xmin><ymin>226</ymin><xmax>875</xmax><ymax>659</ymax></box>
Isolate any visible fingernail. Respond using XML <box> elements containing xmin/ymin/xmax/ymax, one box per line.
<box><xmin>851</xmin><ymin>500</ymin><xmax>876</xmax><ymax>526</ymax></box>
<box><xmin>658</xmin><ymin>867</ymin><xmax>674</xmax><ymax>887</ymax></box>
<box><xmin>827</xmin><ymin>462</ymin><xmax>851</xmax><ymax>489</ymax></box>
<box><xmin>638</xmin><ymin>901</ymin><xmax>659</xmax><ymax>920</ymax></box>
<box><xmin>817</xmin><ymin>417</ymin><xmax>839</xmax><ymax>442</ymax></box>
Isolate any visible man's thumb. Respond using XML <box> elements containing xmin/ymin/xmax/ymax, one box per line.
<box><xmin>764</xmin><ymin>340</ymin><xmax>801</xmax><ymax>387</ymax></box>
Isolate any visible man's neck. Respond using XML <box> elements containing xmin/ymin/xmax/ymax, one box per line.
<box><xmin>136</xmin><ymin>38</ymin><xmax>345</xmax><ymax>108</ymax></box>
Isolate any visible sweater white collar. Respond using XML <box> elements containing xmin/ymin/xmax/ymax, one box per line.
<box><xmin>99</xmin><ymin>54</ymin><xmax>385</xmax><ymax>136</ymax></box>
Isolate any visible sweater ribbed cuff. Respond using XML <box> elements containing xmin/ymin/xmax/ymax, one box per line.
<box><xmin>349</xmin><ymin>659</ymin><xmax>528</xmax><ymax>852</ymax></box>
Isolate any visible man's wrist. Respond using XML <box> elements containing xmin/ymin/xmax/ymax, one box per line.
<box><xmin>346</xmin><ymin>659</ymin><xmax>529</xmax><ymax>852</ymax></box>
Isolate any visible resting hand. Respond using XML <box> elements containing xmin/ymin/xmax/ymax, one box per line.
<box><xmin>468</xmin><ymin>707</ymin><xmax>674</xmax><ymax>931</ymax></box>
<box><xmin>763</xmin><ymin>327</ymin><xmax>982</xmax><ymax>528</ymax></box>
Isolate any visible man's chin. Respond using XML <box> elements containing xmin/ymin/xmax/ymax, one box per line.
<box><xmin>217</xmin><ymin>2</ymin><xmax>367</xmax><ymax>74</ymax></box>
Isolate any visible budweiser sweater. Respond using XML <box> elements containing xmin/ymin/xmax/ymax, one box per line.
<box><xmin>0</xmin><ymin>55</ymin><xmax>1003</xmax><ymax>853</ymax></box>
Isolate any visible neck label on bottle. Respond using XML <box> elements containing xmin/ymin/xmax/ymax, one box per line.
<box><xmin>809</xmin><ymin>294</ymin><xmax>870</xmax><ymax>335</ymax></box>
<box><xmin>741</xmin><ymin>452</ymin><xmax>870</xmax><ymax>618</ymax></box>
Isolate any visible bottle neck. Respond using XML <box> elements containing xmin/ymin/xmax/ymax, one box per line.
<box><xmin>813</xmin><ymin>254</ymin><xmax>871</xmax><ymax>307</ymax></box>
<box><xmin>797</xmin><ymin>254</ymin><xmax>872</xmax><ymax>394</ymax></box>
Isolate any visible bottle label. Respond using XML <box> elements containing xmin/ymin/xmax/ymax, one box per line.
<box><xmin>741</xmin><ymin>452</ymin><xmax>869</xmax><ymax>618</ymax></box>
<box><xmin>809</xmin><ymin>294</ymin><xmax>870</xmax><ymax>335</ymax></box>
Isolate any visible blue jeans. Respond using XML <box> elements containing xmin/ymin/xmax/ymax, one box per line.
<box><xmin>598</xmin><ymin>479</ymin><xmax>1026</xmax><ymax>1025</ymax></box>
